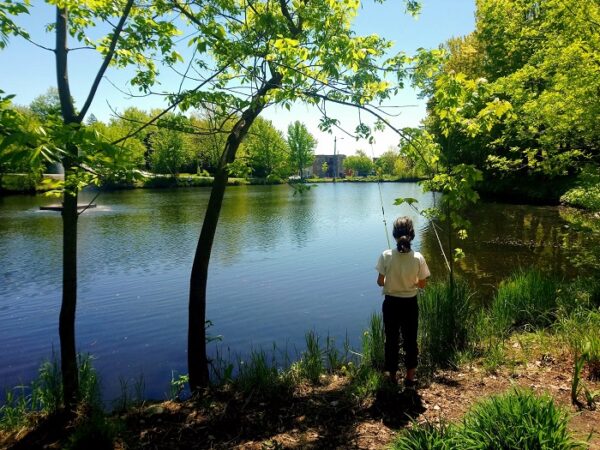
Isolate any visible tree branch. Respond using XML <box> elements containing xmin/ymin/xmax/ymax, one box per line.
<box><xmin>76</xmin><ymin>0</ymin><xmax>135</xmax><ymax>122</ymax></box>
<box><xmin>110</xmin><ymin>63</ymin><xmax>230</xmax><ymax>145</ymax></box>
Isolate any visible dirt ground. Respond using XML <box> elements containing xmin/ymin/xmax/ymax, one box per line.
<box><xmin>2</xmin><ymin>345</ymin><xmax>599</xmax><ymax>450</ymax></box>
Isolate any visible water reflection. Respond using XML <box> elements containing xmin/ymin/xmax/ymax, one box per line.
<box><xmin>420</xmin><ymin>202</ymin><xmax>596</xmax><ymax>298</ymax></box>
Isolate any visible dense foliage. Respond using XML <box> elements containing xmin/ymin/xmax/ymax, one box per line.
<box><xmin>418</xmin><ymin>0</ymin><xmax>600</xmax><ymax>203</ymax></box>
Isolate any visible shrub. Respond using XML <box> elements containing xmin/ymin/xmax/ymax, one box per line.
<box><xmin>295</xmin><ymin>331</ymin><xmax>325</xmax><ymax>383</ymax></box>
<box><xmin>392</xmin><ymin>421</ymin><xmax>454</xmax><ymax>450</ymax></box>
<box><xmin>0</xmin><ymin>354</ymin><xmax>101</xmax><ymax>431</ymax></box>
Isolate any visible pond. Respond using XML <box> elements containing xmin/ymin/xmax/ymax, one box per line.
<box><xmin>0</xmin><ymin>183</ymin><xmax>591</xmax><ymax>403</ymax></box>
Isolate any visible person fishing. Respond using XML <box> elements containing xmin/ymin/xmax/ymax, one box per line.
<box><xmin>375</xmin><ymin>216</ymin><xmax>430</xmax><ymax>388</ymax></box>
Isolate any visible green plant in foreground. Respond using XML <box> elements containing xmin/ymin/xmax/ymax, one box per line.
<box><xmin>235</xmin><ymin>349</ymin><xmax>293</xmax><ymax>399</ymax></box>
<box><xmin>556</xmin><ymin>308</ymin><xmax>600</xmax><ymax>408</ymax></box>
<box><xmin>347</xmin><ymin>363</ymin><xmax>385</xmax><ymax>399</ymax></box>
<box><xmin>65</xmin><ymin>413</ymin><xmax>123</xmax><ymax>450</ymax></box>
<box><xmin>392</xmin><ymin>420</ymin><xmax>454</xmax><ymax>450</ymax></box>
<box><xmin>169</xmin><ymin>372</ymin><xmax>189</xmax><ymax>401</ymax></box>
<box><xmin>392</xmin><ymin>389</ymin><xmax>584</xmax><ymax>450</ymax></box>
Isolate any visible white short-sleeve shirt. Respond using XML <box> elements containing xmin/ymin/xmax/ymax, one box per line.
<box><xmin>376</xmin><ymin>249</ymin><xmax>430</xmax><ymax>298</ymax></box>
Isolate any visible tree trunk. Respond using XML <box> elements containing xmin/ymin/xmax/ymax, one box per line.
<box><xmin>187</xmin><ymin>73</ymin><xmax>282</xmax><ymax>392</ymax></box>
<box><xmin>188</xmin><ymin>167</ymin><xmax>228</xmax><ymax>390</ymax></box>
<box><xmin>55</xmin><ymin>6</ymin><xmax>80</xmax><ymax>412</ymax></box>
<box><xmin>59</xmin><ymin>168</ymin><xmax>79</xmax><ymax>409</ymax></box>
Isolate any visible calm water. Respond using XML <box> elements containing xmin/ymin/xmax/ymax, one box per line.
<box><xmin>0</xmin><ymin>183</ymin><xmax>590</xmax><ymax>402</ymax></box>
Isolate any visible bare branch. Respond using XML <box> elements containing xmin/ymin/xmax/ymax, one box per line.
<box><xmin>306</xmin><ymin>91</ymin><xmax>434</xmax><ymax>173</ymax></box>
<box><xmin>110</xmin><ymin>63</ymin><xmax>230</xmax><ymax>145</ymax></box>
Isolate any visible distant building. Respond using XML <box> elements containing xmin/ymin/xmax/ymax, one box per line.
<box><xmin>312</xmin><ymin>154</ymin><xmax>346</xmax><ymax>178</ymax></box>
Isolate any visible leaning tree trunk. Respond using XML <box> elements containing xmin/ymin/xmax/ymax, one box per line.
<box><xmin>187</xmin><ymin>73</ymin><xmax>282</xmax><ymax>392</ymax></box>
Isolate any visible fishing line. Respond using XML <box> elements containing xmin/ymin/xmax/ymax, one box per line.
<box><xmin>408</xmin><ymin>203</ymin><xmax>451</xmax><ymax>273</ymax></box>
<box><xmin>369</xmin><ymin>144</ymin><xmax>450</xmax><ymax>272</ymax></box>
<box><xmin>370</xmin><ymin>143</ymin><xmax>391</xmax><ymax>249</ymax></box>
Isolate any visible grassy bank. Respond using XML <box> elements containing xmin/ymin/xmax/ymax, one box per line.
<box><xmin>2</xmin><ymin>269</ymin><xmax>599</xmax><ymax>448</ymax></box>
<box><xmin>1</xmin><ymin>172</ymin><xmax>427</xmax><ymax>195</ymax></box>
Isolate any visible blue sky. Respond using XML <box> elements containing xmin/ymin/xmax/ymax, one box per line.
<box><xmin>0</xmin><ymin>0</ymin><xmax>475</xmax><ymax>156</ymax></box>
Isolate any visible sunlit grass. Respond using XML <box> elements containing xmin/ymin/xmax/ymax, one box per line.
<box><xmin>392</xmin><ymin>389</ymin><xmax>585</xmax><ymax>450</ymax></box>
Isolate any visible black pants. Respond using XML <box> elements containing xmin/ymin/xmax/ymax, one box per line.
<box><xmin>382</xmin><ymin>295</ymin><xmax>419</xmax><ymax>373</ymax></box>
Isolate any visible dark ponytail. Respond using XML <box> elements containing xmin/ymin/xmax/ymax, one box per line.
<box><xmin>392</xmin><ymin>216</ymin><xmax>415</xmax><ymax>253</ymax></box>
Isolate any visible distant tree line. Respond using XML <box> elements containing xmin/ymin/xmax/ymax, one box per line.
<box><xmin>1</xmin><ymin>88</ymin><xmax>324</xmax><ymax>183</ymax></box>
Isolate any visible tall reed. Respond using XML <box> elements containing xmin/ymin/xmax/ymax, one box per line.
<box><xmin>418</xmin><ymin>280</ymin><xmax>473</xmax><ymax>374</ymax></box>
<box><xmin>234</xmin><ymin>348</ymin><xmax>293</xmax><ymax>399</ymax></box>
<box><xmin>296</xmin><ymin>330</ymin><xmax>324</xmax><ymax>383</ymax></box>
<box><xmin>489</xmin><ymin>269</ymin><xmax>558</xmax><ymax>335</ymax></box>
<box><xmin>1</xmin><ymin>353</ymin><xmax>100</xmax><ymax>430</ymax></box>
<box><xmin>361</xmin><ymin>313</ymin><xmax>385</xmax><ymax>370</ymax></box>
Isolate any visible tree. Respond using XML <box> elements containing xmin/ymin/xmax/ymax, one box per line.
<box><xmin>375</xmin><ymin>148</ymin><xmax>400</xmax><ymax>175</ymax></box>
<box><xmin>0</xmin><ymin>0</ymin><xmax>180</xmax><ymax>411</ymax></box>
<box><xmin>424</xmin><ymin>0</ymin><xmax>600</xmax><ymax>193</ymax></box>
<box><xmin>287</xmin><ymin>121</ymin><xmax>316</xmax><ymax>179</ymax></box>
<box><xmin>29</xmin><ymin>87</ymin><xmax>63</xmax><ymax>121</ymax></box>
<box><xmin>344</xmin><ymin>150</ymin><xmax>373</xmax><ymax>176</ymax></box>
<box><xmin>245</xmin><ymin>117</ymin><xmax>289</xmax><ymax>178</ymax></box>
<box><xmin>148</xmin><ymin>114</ymin><xmax>196</xmax><ymax>176</ymax></box>
<box><xmin>168</xmin><ymin>0</ymin><xmax>422</xmax><ymax>392</ymax></box>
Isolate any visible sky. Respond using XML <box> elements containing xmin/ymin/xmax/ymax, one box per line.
<box><xmin>0</xmin><ymin>1</ymin><xmax>476</xmax><ymax>156</ymax></box>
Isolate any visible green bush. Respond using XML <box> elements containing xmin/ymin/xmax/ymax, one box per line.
<box><xmin>346</xmin><ymin>363</ymin><xmax>386</xmax><ymax>399</ymax></box>
<box><xmin>65</xmin><ymin>414</ymin><xmax>123</xmax><ymax>450</ymax></box>
<box><xmin>556</xmin><ymin>277</ymin><xmax>600</xmax><ymax>315</ymax></box>
<box><xmin>265</xmin><ymin>174</ymin><xmax>285</xmax><ymax>184</ymax></box>
<box><xmin>295</xmin><ymin>331</ymin><xmax>325</xmax><ymax>383</ymax></box>
<box><xmin>560</xmin><ymin>166</ymin><xmax>600</xmax><ymax>211</ymax></box>
<box><xmin>0</xmin><ymin>354</ymin><xmax>101</xmax><ymax>430</ymax></box>
<box><xmin>392</xmin><ymin>421</ymin><xmax>454</xmax><ymax>450</ymax></box>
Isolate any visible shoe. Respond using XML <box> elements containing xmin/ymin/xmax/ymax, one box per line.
<box><xmin>403</xmin><ymin>378</ymin><xmax>417</xmax><ymax>390</ymax></box>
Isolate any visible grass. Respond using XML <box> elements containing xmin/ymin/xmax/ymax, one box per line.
<box><xmin>295</xmin><ymin>331</ymin><xmax>325</xmax><ymax>383</ymax></box>
<box><xmin>360</xmin><ymin>313</ymin><xmax>385</xmax><ymax>371</ymax></box>
<box><xmin>418</xmin><ymin>280</ymin><xmax>473</xmax><ymax>375</ymax></box>
<box><xmin>488</xmin><ymin>269</ymin><xmax>559</xmax><ymax>335</ymax></box>
<box><xmin>1</xmin><ymin>353</ymin><xmax>101</xmax><ymax>430</ymax></box>
<box><xmin>234</xmin><ymin>348</ymin><xmax>294</xmax><ymax>399</ymax></box>
<box><xmin>392</xmin><ymin>389</ymin><xmax>585</xmax><ymax>450</ymax></box>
